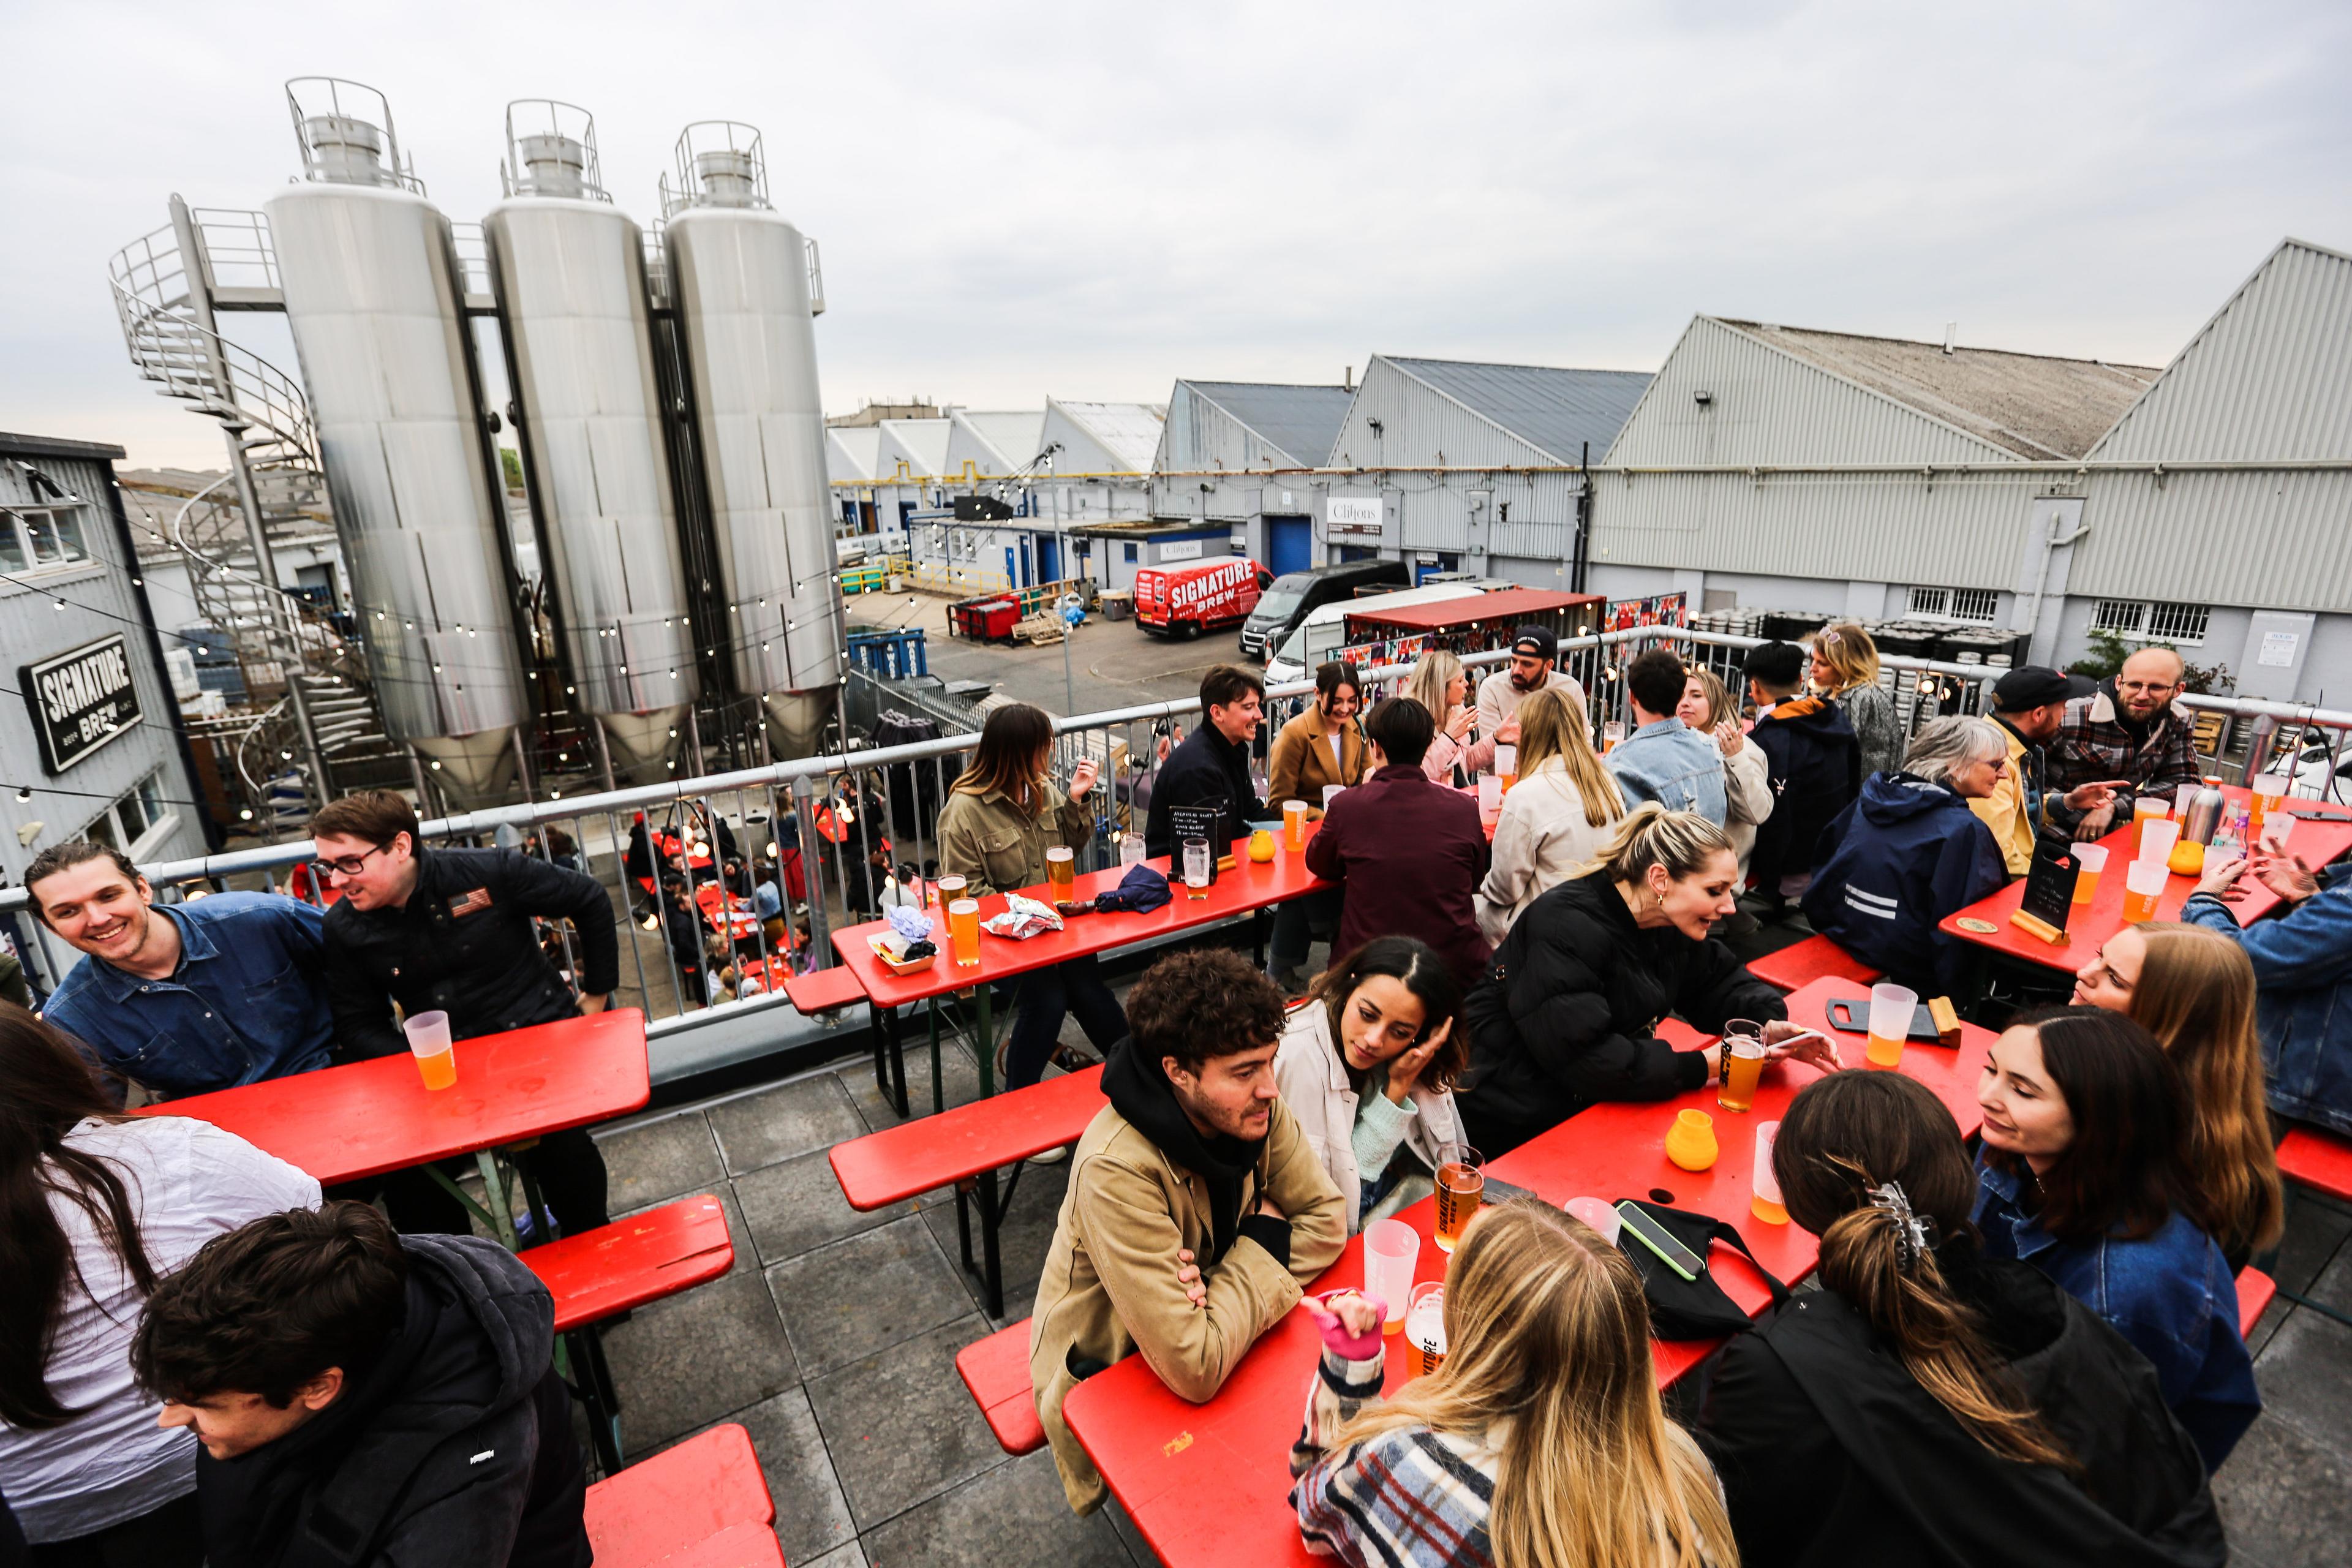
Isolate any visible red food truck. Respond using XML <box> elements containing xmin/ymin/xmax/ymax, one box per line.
<box><xmin>1133</xmin><ymin>556</ymin><xmax>1270</xmax><ymax>638</ymax></box>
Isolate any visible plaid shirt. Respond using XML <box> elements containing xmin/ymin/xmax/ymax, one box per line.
<box><xmin>2046</xmin><ymin>686</ymin><xmax>2205</xmax><ymax>831</ymax></box>
<box><xmin>1290</xmin><ymin>1345</ymin><xmax>1498</xmax><ymax>1567</ymax></box>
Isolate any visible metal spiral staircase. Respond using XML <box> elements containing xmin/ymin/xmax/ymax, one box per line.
<box><xmin>107</xmin><ymin>199</ymin><xmax>399</xmax><ymax>820</ymax></box>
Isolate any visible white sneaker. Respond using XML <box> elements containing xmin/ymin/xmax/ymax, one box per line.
<box><xmin>1028</xmin><ymin>1145</ymin><xmax>1071</xmax><ymax>1166</ymax></box>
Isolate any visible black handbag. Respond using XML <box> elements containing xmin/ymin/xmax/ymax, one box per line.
<box><xmin>1616</xmin><ymin>1200</ymin><xmax>1789</xmax><ymax>1340</ymax></box>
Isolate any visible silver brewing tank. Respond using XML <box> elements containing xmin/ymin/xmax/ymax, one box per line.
<box><xmin>263</xmin><ymin>80</ymin><xmax>529</xmax><ymax>802</ymax></box>
<box><xmin>482</xmin><ymin>101</ymin><xmax>695</xmax><ymax>782</ymax></box>
<box><xmin>660</xmin><ymin>124</ymin><xmax>843</xmax><ymax>756</ymax></box>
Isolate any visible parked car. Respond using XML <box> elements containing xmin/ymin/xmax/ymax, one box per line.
<box><xmin>1237</xmin><ymin>557</ymin><xmax>1409</xmax><ymax>661</ymax></box>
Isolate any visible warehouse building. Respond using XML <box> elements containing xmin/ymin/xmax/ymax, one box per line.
<box><xmin>941</xmin><ymin>408</ymin><xmax>1045</xmax><ymax>482</ymax></box>
<box><xmin>1147</xmin><ymin>379</ymin><xmax>1355</xmax><ymax>571</ymax></box>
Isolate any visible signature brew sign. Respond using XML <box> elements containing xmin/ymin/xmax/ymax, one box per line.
<box><xmin>23</xmin><ymin>636</ymin><xmax>141</xmax><ymax>774</ymax></box>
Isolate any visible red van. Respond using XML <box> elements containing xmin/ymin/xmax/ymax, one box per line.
<box><xmin>1134</xmin><ymin>556</ymin><xmax>1270</xmax><ymax>638</ymax></box>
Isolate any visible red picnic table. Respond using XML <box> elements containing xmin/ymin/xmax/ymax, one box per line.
<box><xmin>1939</xmin><ymin>788</ymin><xmax>2352</xmax><ymax>973</ymax></box>
<box><xmin>135</xmin><ymin>1008</ymin><xmax>652</xmax><ymax>1248</ymax></box>
<box><xmin>693</xmin><ymin>881</ymin><xmax>764</xmax><ymax>942</ymax></box>
<box><xmin>1063</xmin><ymin>977</ymin><xmax>1994</xmax><ymax>1568</ymax></box>
<box><xmin>829</xmin><ymin>829</ymin><xmax>1334</xmax><ymax>1109</ymax></box>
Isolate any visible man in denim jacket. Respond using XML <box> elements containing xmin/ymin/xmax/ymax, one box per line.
<box><xmin>1605</xmin><ymin>647</ymin><xmax>1727</xmax><ymax>825</ymax></box>
<box><xmin>2182</xmin><ymin>849</ymin><xmax>2352</xmax><ymax>1137</ymax></box>
<box><xmin>31</xmin><ymin>840</ymin><xmax>333</xmax><ymax>1103</ymax></box>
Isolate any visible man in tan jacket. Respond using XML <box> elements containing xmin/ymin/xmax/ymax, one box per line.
<box><xmin>1030</xmin><ymin>948</ymin><xmax>1348</xmax><ymax>1513</ymax></box>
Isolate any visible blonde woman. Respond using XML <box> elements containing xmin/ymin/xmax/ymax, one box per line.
<box><xmin>2070</xmin><ymin>922</ymin><xmax>2286</xmax><ymax>1266</ymax></box>
<box><xmin>1678</xmin><ymin>668</ymin><xmax>1771</xmax><ymax>885</ymax></box>
<box><xmin>1458</xmin><ymin>805</ymin><xmax>1841</xmax><ymax>1153</ymax></box>
<box><xmin>1291</xmin><ymin>1200</ymin><xmax>1736</xmax><ymax>1568</ymax></box>
<box><xmin>1406</xmin><ymin>649</ymin><xmax>1506</xmax><ymax>783</ymax></box>
<box><xmin>1810</xmin><ymin>622</ymin><xmax>1904</xmax><ymax>778</ymax></box>
<box><xmin>1474</xmin><ymin>688</ymin><xmax>1623</xmax><ymax>944</ymax></box>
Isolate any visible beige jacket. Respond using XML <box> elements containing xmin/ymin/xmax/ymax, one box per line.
<box><xmin>1030</xmin><ymin>1095</ymin><xmax>1346</xmax><ymax>1513</ymax></box>
<box><xmin>1271</xmin><ymin>1000</ymin><xmax>1463</xmax><ymax>1234</ymax></box>
<box><xmin>1267</xmin><ymin>706</ymin><xmax>1368</xmax><ymax>821</ymax></box>
<box><xmin>1722</xmin><ymin>736</ymin><xmax>1774</xmax><ymax>878</ymax></box>
<box><xmin>935</xmin><ymin>780</ymin><xmax>1091</xmax><ymax>896</ymax></box>
<box><xmin>1474</xmin><ymin>755</ymin><xmax>1617</xmax><ymax>944</ymax></box>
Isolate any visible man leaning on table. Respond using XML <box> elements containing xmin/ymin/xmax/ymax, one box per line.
<box><xmin>1031</xmin><ymin>947</ymin><xmax>1348</xmax><ymax>1513</ymax></box>
<box><xmin>2046</xmin><ymin>646</ymin><xmax>2205</xmax><ymax>839</ymax></box>
<box><xmin>314</xmin><ymin>790</ymin><xmax>621</xmax><ymax>1238</ymax></box>
<box><xmin>1969</xmin><ymin>666</ymin><xmax>2127</xmax><ymax>875</ymax></box>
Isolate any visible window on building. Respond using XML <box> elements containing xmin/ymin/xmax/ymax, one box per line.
<box><xmin>1949</xmin><ymin>588</ymin><xmax>1999</xmax><ymax>624</ymax></box>
<box><xmin>2092</xmin><ymin>598</ymin><xmax>2208</xmax><ymax>646</ymax></box>
<box><xmin>1906</xmin><ymin>586</ymin><xmax>1950</xmax><ymax>618</ymax></box>
<box><xmin>81</xmin><ymin>771</ymin><xmax>176</xmax><ymax>856</ymax></box>
<box><xmin>1</xmin><ymin>506</ymin><xmax>91</xmax><ymax>574</ymax></box>
<box><xmin>2092</xmin><ymin>599</ymin><xmax>2146</xmax><ymax>636</ymax></box>
<box><xmin>1123</xmin><ymin>542</ymin><xmax>1139</xmax><ymax>563</ymax></box>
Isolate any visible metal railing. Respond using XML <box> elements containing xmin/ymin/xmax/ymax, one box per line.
<box><xmin>13</xmin><ymin>626</ymin><xmax>2347</xmax><ymax>1032</ymax></box>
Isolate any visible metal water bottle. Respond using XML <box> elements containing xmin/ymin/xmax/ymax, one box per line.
<box><xmin>2183</xmin><ymin>787</ymin><xmax>2226</xmax><ymax>845</ymax></box>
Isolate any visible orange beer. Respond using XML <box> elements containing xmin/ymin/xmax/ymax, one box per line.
<box><xmin>1433</xmin><ymin>1142</ymin><xmax>1483</xmax><ymax>1253</ymax></box>
<box><xmin>1752</xmin><ymin>1191</ymin><xmax>1790</xmax><ymax>1225</ymax></box>
<box><xmin>1719</xmin><ymin>1047</ymin><xmax>1765</xmax><ymax>1112</ymax></box>
<box><xmin>1866</xmin><ymin>983</ymin><xmax>1913</xmax><ymax>1070</ymax></box>
<box><xmin>948</xmin><ymin>899</ymin><xmax>981</xmax><ymax>967</ymax></box>
<box><xmin>1405</xmin><ymin>1283</ymin><xmax>1447</xmax><ymax>1379</ymax></box>
<box><xmin>1046</xmin><ymin>846</ymin><xmax>1075</xmax><ymax>900</ymax></box>
<box><xmin>415</xmin><ymin>1047</ymin><xmax>457</xmax><ymax>1091</ymax></box>
<box><xmin>2070</xmin><ymin>843</ymin><xmax>2106</xmax><ymax>905</ymax></box>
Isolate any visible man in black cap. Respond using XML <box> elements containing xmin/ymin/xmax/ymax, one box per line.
<box><xmin>1970</xmin><ymin>666</ymin><xmax>2125</xmax><ymax>875</ymax></box>
<box><xmin>1474</xmin><ymin>625</ymin><xmax>1586</xmax><ymax>742</ymax></box>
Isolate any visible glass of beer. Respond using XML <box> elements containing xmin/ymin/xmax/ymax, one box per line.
<box><xmin>1717</xmin><ymin>1022</ymin><xmax>1766</xmax><ymax>1112</ymax></box>
<box><xmin>1182</xmin><ymin>838</ymin><xmax>1212</xmax><ymax>900</ymax></box>
<box><xmin>2070</xmin><ymin>842</ymin><xmax>2107</xmax><ymax>905</ymax></box>
<box><xmin>1494</xmin><ymin>744</ymin><xmax>1518</xmax><ymax>793</ymax></box>
<box><xmin>1433</xmin><ymin>1140</ymin><xmax>1483</xmax><ymax>1253</ymax></box>
<box><xmin>1046</xmin><ymin>845</ymin><xmax>1075</xmax><ymax>900</ymax></box>
<box><xmin>934</xmin><ymin>873</ymin><xmax>967</xmax><ymax>911</ymax></box>
<box><xmin>1363</xmin><ymin>1219</ymin><xmax>1419</xmax><ymax>1333</ymax></box>
<box><xmin>1602</xmin><ymin>721</ymin><xmax>1624</xmax><ymax>755</ymax></box>
<box><xmin>1283</xmin><ymin>798</ymin><xmax>1309</xmax><ymax>850</ymax></box>
<box><xmin>1752</xmin><ymin>1121</ymin><xmax>1789</xmax><ymax>1225</ymax></box>
<box><xmin>1866</xmin><ymin>982</ymin><xmax>1915</xmax><ymax>1069</ymax></box>
<box><xmin>2131</xmin><ymin>796</ymin><xmax>2169</xmax><ymax>856</ymax></box>
<box><xmin>1404</xmin><ymin>1282</ymin><xmax>1448</xmax><ymax>1379</ymax></box>
<box><xmin>2122</xmin><ymin>858</ymin><xmax>2167</xmax><ymax>924</ymax></box>
<box><xmin>1118</xmin><ymin>831</ymin><xmax>1147</xmax><ymax>870</ymax></box>
<box><xmin>403</xmin><ymin>1009</ymin><xmax>456</xmax><ymax>1091</ymax></box>
<box><xmin>948</xmin><ymin>898</ymin><xmax>981</xmax><ymax>967</ymax></box>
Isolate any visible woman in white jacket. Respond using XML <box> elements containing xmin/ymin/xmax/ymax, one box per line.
<box><xmin>1473</xmin><ymin>688</ymin><xmax>1624</xmax><ymax>945</ymax></box>
<box><xmin>1272</xmin><ymin>937</ymin><xmax>1470</xmax><ymax>1233</ymax></box>
<box><xmin>1679</xmin><ymin>667</ymin><xmax>1773</xmax><ymax>880</ymax></box>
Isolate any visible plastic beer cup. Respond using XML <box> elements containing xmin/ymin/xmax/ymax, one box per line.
<box><xmin>2138</xmin><ymin>816</ymin><xmax>2179</xmax><ymax>870</ymax></box>
<box><xmin>1494</xmin><ymin>744</ymin><xmax>1518</xmax><ymax>792</ymax></box>
<box><xmin>2251</xmin><ymin>772</ymin><xmax>2289</xmax><ymax>830</ymax></box>
<box><xmin>1363</xmin><ymin>1219</ymin><xmax>1419</xmax><ymax>1333</ymax></box>
<box><xmin>1866</xmin><ymin>982</ymin><xmax>1915</xmax><ymax>1069</ymax></box>
<box><xmin>404</xmin><ymin>1009</ymin><xmax>456</xmax><ymax>1091</ymax></box>
<box><xmin>1433</xmin><ymin>1141</ymin><xmax>1483</xmax><ymax>1253</ymax></box>
<box><xmin>2122</xmin><ymin>858</ymin><xmax>2167</xmax><ymax>924</ymax></box>
<box><xmin>2070</xmin><ymin>842</ymin><xmax>2107</xmax><ymax>905</ymax></box>
<box><xmin>2132</xmin><ymin>796</ymin><xmax>2168</xmax><ymax>856</ymax></box>
<box><xmin>1752</xmin><ymin>1121</ymin><xmax>1789</xmax><ymax>1225</ymax></box>
<box><xmin>2261</xmin><ymin>812</ymin><xmax>2296</xmax><ymax>855</ymax></box>
<box><xmin>1119</xmin><ymin>832</ymin><xmax>1147</xmax><ymax>870</ymax></box>
<box><xmin>1046</xmin><ymin>845</ymin><xmax>1075</xmax><ymax>900</ymax></box>
<box><xmin>1566</xmin><ymin>1196</ymin><xmax>1621</xmax><ymax>1245</ymax></box>
<box><xmin>1322</xmin><ymin>784</ymin><xmax>1346</xmax><ymax>812</ymax></box>
<box><xmin>1283</xmin><ymin>798</ymin><xmax>1309</xmax><ymax>850</ymax></box>
<box><xmin>1405</xmin><ymin>1282</ymin><xmax>1448</xmax><ymax>1379</ymax></box>
<box><xmin>1717</xmin><ymin>1020</ymin><xmax>1766</xmax><ymax>1112</ymax></box>
<box><xmin>1182</xmin><ymin>837</ymin><xmax>1211</xmax><ymax>900</ymax></box>
<box><xmin>948</xmin><ymin>899</ymin><xmax>981</xmax><ymax>967</ymax></box>
<box><xmin>1476</xmin><ymin>774</ymin><xmax>1503</xmax><ymax>816</ymax></box>
<box><xmin>1602</xmin><ymin>721</ymin><xmax>1624</xmax><ymax>755</ymax></box>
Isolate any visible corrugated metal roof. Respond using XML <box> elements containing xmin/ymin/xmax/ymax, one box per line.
<box><xmin>1385</xmin><ymin>358</ymin><xmax>1651</xmax><ymax>465</ymax></box>
<box><xmin>2087</xmin><ymin>238</ymin><xmax>2352</xmax><ymax>462</ymax></box>
<box><xmin>875</xmin><ymin>418</ymin><xmax>952</xmax><ymax>478</ymax></box>
<box><xmin>954</xmin><ymin>410</ymin><xmax>1046</xmax><ymax>472</ymax></box>
<box><xmin>1713</xmin><ymin>320</ymin><xmax>2157</xmax><ymax>461</ymax></box>
<box><xmin>1182</xmin><ymin>382</ymin><xmax>1354</xmax><ymax>467</ymax></box>
<box><xmin>1048</xmin><ymin>401</ymin><xmax>1166</xmax><ymax>473</ymax></box>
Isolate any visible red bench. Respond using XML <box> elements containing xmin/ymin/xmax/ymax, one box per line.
<box><xmin>659</xmin><ymin>1525</ymin><xmax>786</xmax><ymax>1567</ymax></box>
<box><xmin>2277</xmin><ymin>1127</ymin><xmax>2352</xmax><ymax>1202</ymax></box>
<box><xmin>2237</xmin><ymin>1267</ymin><xmax>2276</xmax><ymax>1335</ymax></box>
<box><xmin>584</xmin><ymin>1423</ymin><xmax>775</xmax><ymax>1568</ymax></box>
<box><xmin>956</xmin><ymin>1319</ymin><xmax>1044</xmax><ymax>1455</ymax></box>
<box><xmin>831</xmin><ymin>1064</ymin><xmax>1106</xmax><ymax>1317</ymax></box>
<box><xmin>1746</xmin><ymin>933</ymin><xmax>1883</xmax><ymax>994</ymax></box>
<box><xmin>522</xmin><ymin>1195</ymin><xmax>734</xmax><ymax>1471</ymax></box>
<box><xmin>784</xmin><ymin>965</ymin><xmax>866</xmax><ymax>1016</ymax></box>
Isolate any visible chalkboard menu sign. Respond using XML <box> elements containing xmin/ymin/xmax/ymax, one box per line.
<box><xmin>2010</xmin><ymin>841</ymin><xmax>2077</xmax><ymax>944</ymax></box>
<box><xmin>1166</xmin><ymin>803</ymin><xmax>1227</xmax><ymax>886</ymax></box>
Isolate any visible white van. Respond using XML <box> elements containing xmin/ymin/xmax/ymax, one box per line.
<box><xmin>1264</xmin><ymin>582</ymin><xmax>1493</xmax><ymax>686</ymax></box>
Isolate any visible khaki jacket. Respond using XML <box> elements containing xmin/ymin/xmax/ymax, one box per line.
<box><xmin>1030</xmin><ymin>1095</ymin><xmax>1346</xmax><ymax>1513</ymax></box>
<box><xmin>1267</xmin><ymin>707</ymin><xmax>1368</xmax><ymax>821</ymax></box>
<box><xmin>935</xmin><ymin>780</ymin><xmax>1091</xmax><ymax>896</ymax></box>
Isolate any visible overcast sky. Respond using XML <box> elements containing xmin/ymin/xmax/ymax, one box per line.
<box><xmin>5</xmin><ymin>0</ymin><xmax>2346</xmax><ymax>470</ymax></box>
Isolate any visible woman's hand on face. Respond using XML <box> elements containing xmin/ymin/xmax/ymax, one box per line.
<box><xmin>1384</xmin><ymin>1019</ymin><xmax>1451</xmax><ymax>1102</ymax></box>
<box><xmin>1714</xmin><ymin>720</ymin><xmax>1745</xmax><ymax>757</ymax></box>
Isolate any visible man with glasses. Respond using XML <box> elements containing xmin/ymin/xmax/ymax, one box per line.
<box><xmin>2048</xmin><ymin>647</ymin><xmax>2207</xmax><ymax>837</ymax></box>
<box><xmin>315</xmin><ymin>790</ymin><xmax>620</xmax><ymax>1238</ymax></box>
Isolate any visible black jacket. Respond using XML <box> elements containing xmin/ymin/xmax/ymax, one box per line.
<box><xmin>1457</xmin><ymin>872</ymin><xmax>1784</xmax><ymax>1151</ymax></box>
<box><xmin>1696</xmin><ymin>1245</ymin><xmax>2226</xmax><ymax>1568</ymax></box>
<box><xmin>1748</xmin><ymin>697</ymin><xmax>1861</xmax><ymax>888</ymax></box>
<box><xmin>1144</xmin><ymin>723</ymin><xmax>1264</xmax><ymax>859</ymax></box>
<box><xmin>323</xmin><ymin>846</ymin><xmax>620</xmax><ymax>1060</ymax></box>
<box><xmin>197</xmin><ymin>1235</ymin><xmax>590</xmax><ymax>1568</ymax></box>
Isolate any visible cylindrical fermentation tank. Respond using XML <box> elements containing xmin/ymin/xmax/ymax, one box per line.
<box><xmin>660</xmin><ymin>123</ymin><xmax>843</xmax><ymax>756</ymax></box>
<box><xmin>263</xmin><ymin>79</ymin><xmax>530</xmax><ymax>802</ymax></box>
<box><xmin>482</xmin><ymin>100</ymin><xmax>695</xmax><ymax>782</ymax></box>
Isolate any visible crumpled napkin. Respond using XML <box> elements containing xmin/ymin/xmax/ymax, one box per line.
<box><xmin>982</xmin><ymin>893</ymin><xmax>1064</xmax><ymax>940</ymax></box>
<box><xmin>886</xmin><ymin>905</ymin><xmax>935</xmax><ymax>943</ymax></box>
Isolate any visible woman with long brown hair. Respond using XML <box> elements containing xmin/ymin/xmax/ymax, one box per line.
<box><xmin>1473</xmin><ymin>687</ymin><xmax>1624</xmax><ymax>943</ymax></box>
<box><xmin>1292</xmin><ymin>1199</ymin><xmax>1735</xmax><ymax>1568</ymax></box>
<box><xmin>2071</xmin><ymin>922</ymin><xmax>2285</xmax><ymax>1265</ymax></box>
<box><xmin>937</xmin><ymin>702</ymin><xmax>1125</xmax><ymax>1090</ymax></box>
<box><xmin>1696</xmin><ymin>1071</ymin><xmax>2225</xmax><ymax>1567</ymax></box>
<box><xmin>0</xmin><ymin>1006</ymin><xmax>318</xmax><ymax>1561</ymax></box>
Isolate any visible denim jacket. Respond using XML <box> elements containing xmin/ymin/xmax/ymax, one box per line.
<box><xmin>1605</xmin><ymin>718</ymin><xmax>1728</xmax><ymax>825</ymax></box>
<box><xmin>2181</xmin><ymin>865</ymin><xmax>2352</xmax><ymax>1137</ymax></box>
<box><xmin>1973</xmin><ymin>1155</ymin><xmax>2258</xmax><ymax>1472</ymax></box>
<box><xmin>41</xmin><ymin>892</ymin><xmax>334</xmax><ymax>1103</ymax></box>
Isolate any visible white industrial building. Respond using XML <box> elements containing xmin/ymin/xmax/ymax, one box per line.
<box><xmin>942</xmin><ymin>409</ymin><xmax>1045</xmax><ymax>482</ymax></box>
<box><xmin>1148</xmin><ymin>379</ymin><xmax>1355</xmax><ymax>572</ymax></box>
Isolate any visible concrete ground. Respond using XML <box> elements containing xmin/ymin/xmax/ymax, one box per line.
<box><xmin>579</xmin><ymin>908</ymin><xmax>2352</xmax><ymax>1567</ymax></box>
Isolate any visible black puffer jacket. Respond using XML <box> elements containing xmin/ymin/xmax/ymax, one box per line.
<box><xmin>196</xmin><ymin>1234</ymin><xmax>589</xmax><ymax>1568</ymax></box>
<box><xmin>1143</xmin><ymin>723</ymin><xmax>1264</xmax><ymax>859</ymax></box>
<box><xmin>1458</xmin><ymin>872</ymin><xmax>1783</xmax><ymax>1151</ymax></box>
